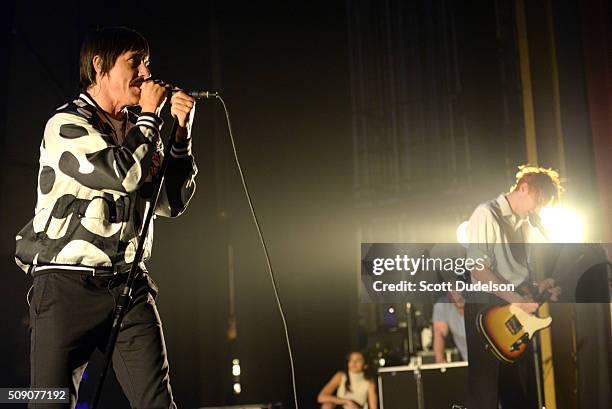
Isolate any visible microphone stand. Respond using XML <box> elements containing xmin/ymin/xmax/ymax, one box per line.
<box><xmin>528</xmin><ymin>213</ymin><xmax>550</xmax><ymax>409</ymax></box>
<box><xmin>90</xmin><ymin>94</ymin><xmax>180</xmax><ymax>409</ymax></box>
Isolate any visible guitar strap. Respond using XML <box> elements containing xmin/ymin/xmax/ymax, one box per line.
<box><xmin>488</xmin><ymin>198</ymin><xmax>534</xmax><ymax>297</ymax></box>
<box><xmin>506</xmin><ymin>213</ymin><xmax>539</xmax><ymax>299</ymax></box>
<box><xmin>522</xmin><ymin>221</ymin><xmax>535</xmax><ymax>286</ymax></box>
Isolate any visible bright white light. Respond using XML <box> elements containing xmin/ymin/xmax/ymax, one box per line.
<box><xmin>456</xmin><ymin>221</ymin><xmax>469</xmax><ymax>246</ymax></box>
<box><xmin>232</xmin><ymin>359</ymin><xmax>241</xmax><ymax>376</ymax></box>
<box><xmin>378</xmin><ymin>358</ymin><xmax>386</xmax><ymax>367</ymax></box>
<box><xmin>387</xmin><ymin>307</ymin><xmax>395</xmax><ymax>314</ymax></box>
<box><xmin>538</xmin><ymin>207</ymin><xmax>584</xmax><ymax>243</ymax></box>
<box><xmin>233</xmin><ymin>382</ymin><xmax>241</xmax><ymax>394</ymax></box>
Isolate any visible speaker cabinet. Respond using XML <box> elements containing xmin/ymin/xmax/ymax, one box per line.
<box><xmin>378</xmin><ymin>361</ymin><xmax>468</xmax><ymax>409</ymax></box>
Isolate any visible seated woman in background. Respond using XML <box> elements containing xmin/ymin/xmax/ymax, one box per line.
<box><xmin>317</xmin><ymin>351</ymin><xmax>378</xmax><ymax>409</ymax></box>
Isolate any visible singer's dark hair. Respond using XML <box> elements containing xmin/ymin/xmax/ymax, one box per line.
<box><xmin>79</xmin><ymin>27</ymin><xmax>149</xmax><ymax>89</ymax></box>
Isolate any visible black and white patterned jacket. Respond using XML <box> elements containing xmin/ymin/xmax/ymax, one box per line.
<box><xmin>15</xmin><ymin>92</ymin><xmax>197</xmax><ymax>274</ymax></box>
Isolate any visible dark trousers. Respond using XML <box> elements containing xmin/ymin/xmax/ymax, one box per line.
<box><xmin>464</xmin><ymin>294</ymin><xmax>539</xmax><ymax>409</ymax></box>
<box><xmin>29</xmin><ymin>269</ymin><xmax>176</xmax><ymax>409</ymax></box>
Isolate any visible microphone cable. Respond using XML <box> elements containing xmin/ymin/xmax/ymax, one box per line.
<box><xmin>213</xmin><ymin>94</ymin><xmax>299</xmax><ymax>409</ymax></box>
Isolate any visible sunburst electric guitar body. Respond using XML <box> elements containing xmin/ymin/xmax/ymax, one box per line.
<box><xmin>477</xmin><ymin>303</ymin><xmax>551</xmax><ymax>363</ymax></box>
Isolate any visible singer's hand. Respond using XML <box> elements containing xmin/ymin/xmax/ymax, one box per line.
<box><xmin>170</xmin><ymin>91</ymin><xmax>196</xmax><ymax>140</ymax></box>
<box><xmin>139</xmin><ymin>80</ymin><xmax>167</xmax><ymax>114</ymax></box>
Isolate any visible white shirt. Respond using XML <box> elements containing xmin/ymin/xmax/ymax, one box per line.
<box><xmin>337</xmin><ymin>372</ymin><xmax>370</xmax><ymax>408</ymax></box>
<box><xmin>466</xmin><ymin>194</ymin><xmax>531</xmax><ymax>286</ymax></box>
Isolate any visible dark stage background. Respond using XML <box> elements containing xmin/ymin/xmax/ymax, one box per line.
<box><xmin>0</xmin><ymin>1</ymin><xmax>610</xmax><ymax>409</ymax></box>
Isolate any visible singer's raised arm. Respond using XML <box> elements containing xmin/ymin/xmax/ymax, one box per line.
<box><xmin>43</xmin><ymin>99</ymin><xmax>162</xmax><ymax>196</ymax></box>
<box><xmin>154</xmin><ymin>136</ymin><xmax>198</xmax><ymax>218</ymax></box>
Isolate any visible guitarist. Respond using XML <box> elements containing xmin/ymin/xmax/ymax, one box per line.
<box><xmin>464</xmin><ymin>165</ymin><xmax>562</xmax><ymax>409</ymax></box>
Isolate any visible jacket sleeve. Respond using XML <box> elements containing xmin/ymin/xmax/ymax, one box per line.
<box><xmin>44</xmin><ymin>111</ymin><xmax>163</xmax><ymax>196</ymax></box>
<box><xmin>154</xmin><ymin>138</ymin><xmax>197</xmax><ymax>218</ymax></box>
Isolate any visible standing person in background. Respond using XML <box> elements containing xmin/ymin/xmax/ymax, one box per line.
<box><xmin>433</xmin><ymin>290</ymin><xmax>468</xmax><ymax>362</ymax></box>
<box><xmin>318</xmin><ymin>351</ymin><xmax>378</xmax><ymax>409</ymax></box>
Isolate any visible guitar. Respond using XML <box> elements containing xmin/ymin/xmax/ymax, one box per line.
<box><xmin>476</xmin><ymin>214</ymin><xmax>565</xmax><ymax>363</ymax></box>
<box><xmin>477</xmin><ymin>287</ymin><xmax>552</xmax><ymax>364</ymax></box>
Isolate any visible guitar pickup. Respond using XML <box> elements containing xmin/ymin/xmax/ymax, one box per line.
<box><xmin>509</xmin><ymin>334</ymin><xmax>529</xmax><ymax>352</ymax></box>
<box><xmin>505</xmin><ymin>315</ymin><xmax>523</xmax><ymax>335</ymax></box>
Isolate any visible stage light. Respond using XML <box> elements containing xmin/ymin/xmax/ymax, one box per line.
<box><xmin>232</xmin><ymin>359</ymin><xmax>241</xmax><ymax>376</ymax></box>
<box><xmin>456</xmin><ymin>221</ymin><xmax>469</xmax><ymax>246</ymax></box>
<box><xmin>378</xmin><ymin>358</ymin><xmax>386</xmax><ymax>367</ymax></box>
<box><xmin>388</xmin><ymin>307</ymin><xmax>395</xmax><ymax>314</ymax></box>
<box><xmin>539</xmin><ymin>207</ymin><xmax>585</xmax><ymax>243</ymax></box>
<box><xmin>233</xmin><ymin>382</ymin><xmax>241</xmax><ymax>394</ymax></box>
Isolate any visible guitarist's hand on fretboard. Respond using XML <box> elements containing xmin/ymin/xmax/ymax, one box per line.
<box><xmin>536</xmin><ymin>278</ymin><xmax>561</xmax><ymax>301</ymax></box>
<box><xmin>514</xmin><ymin>278</ymin><xmax>561</xmax><ymax>314</ymax></box>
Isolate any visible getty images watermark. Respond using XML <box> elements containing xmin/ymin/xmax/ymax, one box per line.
<box><xmin>369</xmin><ymin>253</ymin><xmax>513</xmax><ymax>293</ymax></box>
<box><xmin>360</xmin><ymin>243</ymin><xmax>515</xmax><ymax>303</ymax></box>
<box><xmin>372</xmin><ymin>254</ymin><xmax>514</xmax><ymax>292</ymax></box>
<box><xmin>363</xmin><ymin>245</ymin><xmax>514</xmax><ymax>301</ymax></box>
<box><xmin>360</xmin><ymin>242</ymin><xmax>611</xmax><ymax>303</ymax></box>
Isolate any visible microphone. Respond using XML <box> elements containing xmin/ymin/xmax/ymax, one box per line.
<box><xmin>171</xmin><ymin>88</ymin><xmax>219</xmax><ymax>99</ymax></box>
<box><xmin>529</xmin><ymin>212</ymin><xmax>550</xmax><ymax>241</ymax></box>
<box><xmin>133</xmin><ymin>78</ymin><xmax>219</xmax><ymax>99</ymax></box>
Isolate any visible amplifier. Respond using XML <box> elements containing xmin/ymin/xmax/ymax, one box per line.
<box><xmin>378</xmin><ymin>361</ymin><xmax>468</xmax><ymax>409</ymax></box>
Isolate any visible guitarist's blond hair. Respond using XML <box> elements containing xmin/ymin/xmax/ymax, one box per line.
<box><xmin>510</xmin><ymin>164</ymin><xmax>563</xmax><ymax>206</ymax></box>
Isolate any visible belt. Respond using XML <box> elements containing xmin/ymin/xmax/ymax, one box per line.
<box><xmin>31</xmin><ymin>264</ymin><xmax>134</xmax><ymax>277</ymax></box>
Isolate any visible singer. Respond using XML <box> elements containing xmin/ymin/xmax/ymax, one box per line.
<box><xmin>463</xmin><ymin>165</ymin><xmax>562</xmax><ymax>409</ymax></box>
<box><xmin>14</xmin><ymin>27</ymin><xmax>196</xmax><ymax>409</ymax></box>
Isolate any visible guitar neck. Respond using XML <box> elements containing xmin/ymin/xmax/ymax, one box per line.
<box><xmin>535</xmin><ymin>290</ymin><xmax>552</xmax><ymax>305</ymax></box>
<box><xmin>516</xmin><ymin>281</ymin><xmax>551</xmax><ymax>305</ymax></box>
